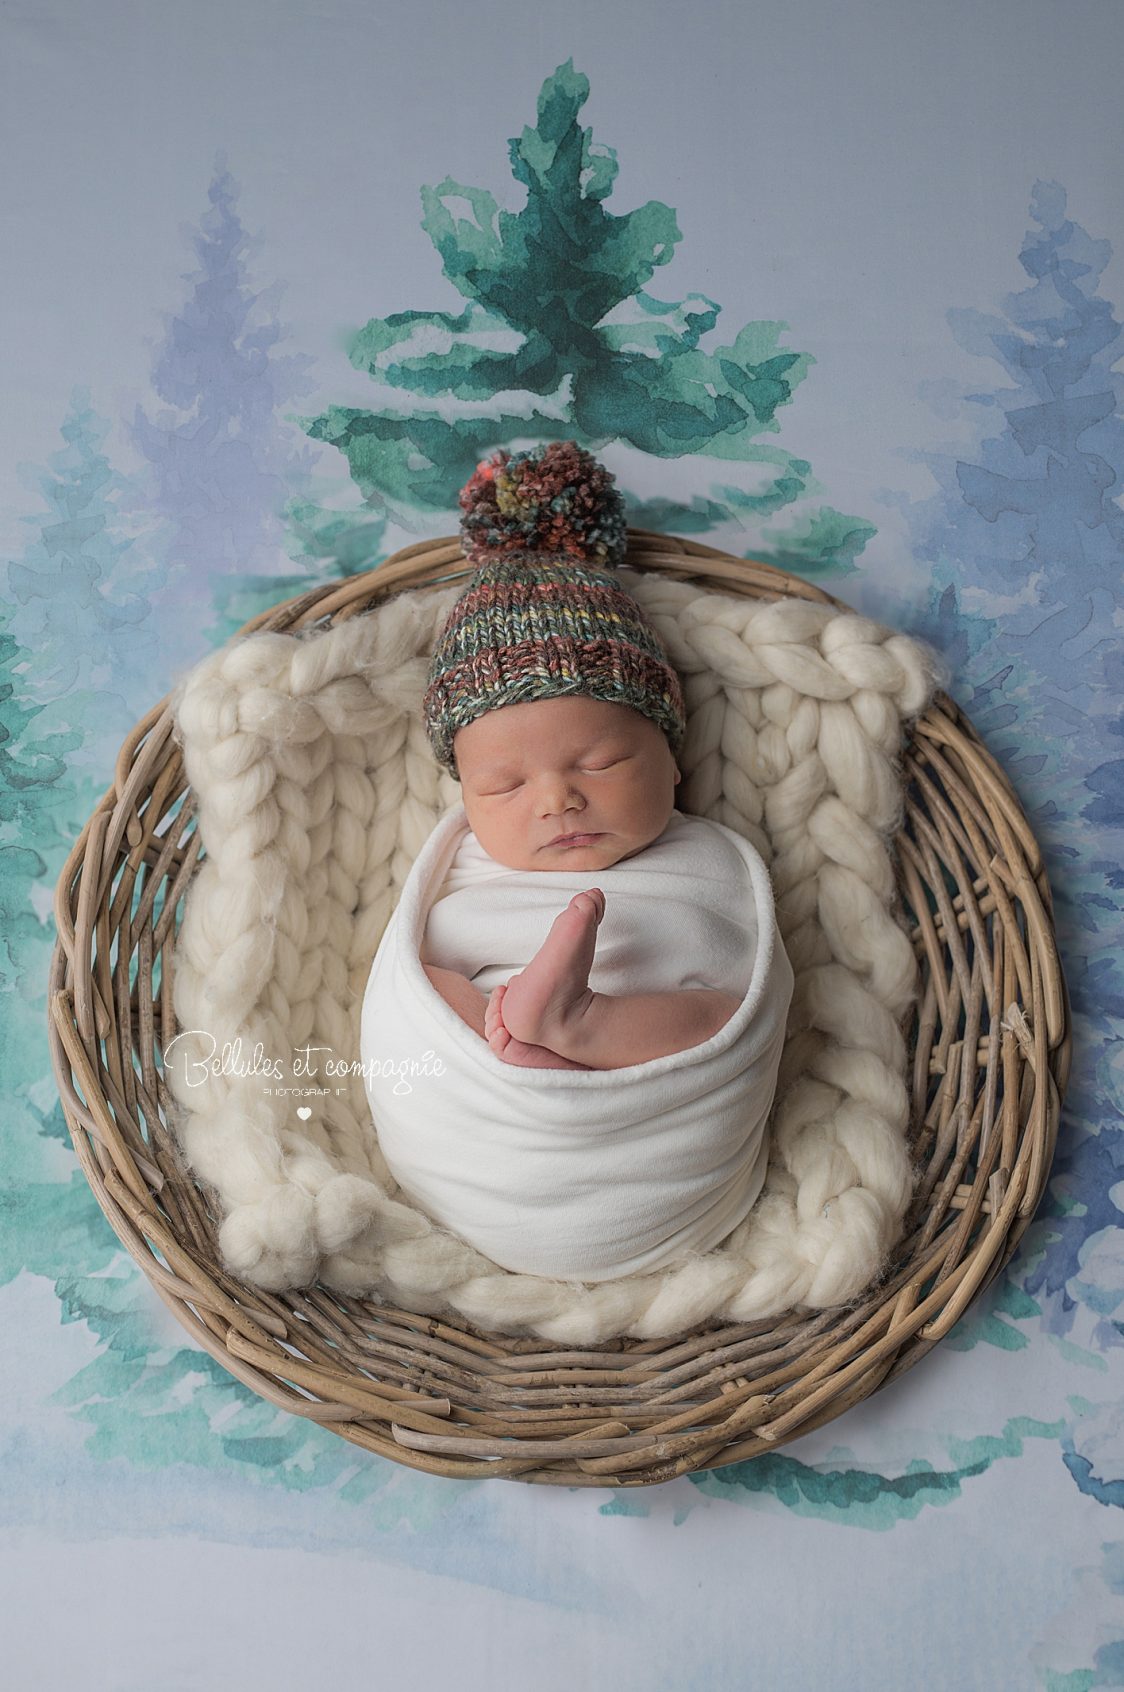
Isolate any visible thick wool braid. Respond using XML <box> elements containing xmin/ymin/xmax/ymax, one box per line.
<box><xmin>167</xmin><ymin>568</ymin><xmax>945</xmax><ymax>1345</ymax></box>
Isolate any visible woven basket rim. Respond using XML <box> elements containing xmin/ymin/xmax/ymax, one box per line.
<box><xmin>46</xmin><ymin>529</ymin><xmax>1072</xmax><ymax>1486</ymax></box>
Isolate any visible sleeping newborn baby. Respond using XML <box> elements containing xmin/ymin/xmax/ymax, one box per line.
<box><xmin>423</xmin><ymin>692</ymin><xmax>747</xmax><ymax>1072</ymax></box>
<box><xmin>359</xmin><ymin>439</ymin><xmax>794</xmax><ymax>1282</ymax></box>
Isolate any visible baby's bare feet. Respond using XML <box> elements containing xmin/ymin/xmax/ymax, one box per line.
<box><xmin>484</xmin><ymin>983</ymin><xmax>592</xmax><ymax>1070</ymax></box>
<box><xmin>498</xmin><ymin>888</ymin><xmax>605</xmax><ymax>1057</ymax></box>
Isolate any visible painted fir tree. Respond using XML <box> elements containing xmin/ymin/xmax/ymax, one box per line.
<box><xmin>126</xmin><ymin>155</ymin><xmax>332</xmax><ymax>656</ymax></box>
<box><xmin>302</xmin><ymin>58</ymin><xmax>872</xmax><ymax>577</ymax></box>
<box><xmin>905</xmin><ymin>184</ymin><xmax>1124</xmax><ymax>1496</ymax></box>
<box><xmin>913</xmin><ymin>180</ymin><xmax>1123</xmax><ymax>708</ymax></box>
<box><xmin>0</xmin><ymin>605</ymin><xmax>70</xmax><ymax>835</ymax></box>
<box><xmin>5</xmin><ymin>388</ymin><xmax>169</xmax><ymax>774</ymax></box>
<box><xmin>908</xmin><ymin>181</ymin><xmax>1124</xmax><ymax>949</ymax></box>
<box><xmin>0</xmin><ymin>588</ymin><xmax>115</xmax><ymax>1338</ymax></box>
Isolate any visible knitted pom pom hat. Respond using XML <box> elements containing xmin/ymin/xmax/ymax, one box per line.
<box><xmin>422</xmin><ymin>441</ymin><xmax>687</xmax><ymax>779</ymax></box>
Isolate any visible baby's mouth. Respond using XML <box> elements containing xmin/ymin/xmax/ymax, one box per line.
<box><xmin>546</xmin><ymin>830</ymin><xmax>605</xmax><ymax>847</ymax></box>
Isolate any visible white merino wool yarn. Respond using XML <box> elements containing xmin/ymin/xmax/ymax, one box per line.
<box><xmin>165</xmin><ymin>571</ymin><xmax>946</xmax><ymax>1346</ymax></box>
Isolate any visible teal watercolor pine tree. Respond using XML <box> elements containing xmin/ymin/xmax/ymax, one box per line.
<box><xmin>0</xmin><ymin>612</ymin><xmax>372</xmax><ymax>1488</ymax></box>
<box><xmin>0</xmin><ymin>605</ymin><xmax>71</xmax><ymax>839</ymax></box>
<box><xmin>0</xmin><ymin>595</ymin><xmax>84</xmax><ymax>1018</ymax></box>
<box><xmin>0</xmin><ymin>588</ymin><xmax>114</xmax><ymax>1333</ymax></box>
<box><xmin>0</xmin><ymin>391</ymin><xmax>364</xmax><ymax>1479</ymax></box>
<box><xmin>5</xmin><ymin>388</ymin><xmax>171</xmax><ymax>777</ymax></box>
<box><xmin>1</xmin><ymin>400</ymin><xmax>137</xmax><ymax>1297</ymax></box>
<box><xmin>301</xmin><ymin>58</ymin><xmax>873</xmax><ymax>577</ymax></box>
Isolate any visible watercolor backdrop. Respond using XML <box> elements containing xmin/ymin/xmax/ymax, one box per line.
<box><xmin>3</xmin><ymin>1</ymin><xmax>1123</xmax><ymax>1687</ymax></box>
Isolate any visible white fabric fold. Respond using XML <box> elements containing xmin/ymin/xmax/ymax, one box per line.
<box><xmin>360</xmin><ymin>805</ymin><xmax>795</xmax><ymax>1280</ymax></box>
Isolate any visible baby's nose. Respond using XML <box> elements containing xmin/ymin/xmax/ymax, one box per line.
<box><xmin>536</xmin><ymin>776</ymin><xmax>585</xmax><ymax>813</ymax></box>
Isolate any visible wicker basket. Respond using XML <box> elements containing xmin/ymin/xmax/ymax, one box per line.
<box><xmin>47</xmin><ymin>531</ymin><xmax>1071</xmax><ymax>1487</ymax></box>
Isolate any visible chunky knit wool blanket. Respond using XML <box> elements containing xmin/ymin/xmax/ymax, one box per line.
<box><xmin>166</xmin><ymin>571</ymin><xmax>942</xmax><ymax>1345</ymax></box>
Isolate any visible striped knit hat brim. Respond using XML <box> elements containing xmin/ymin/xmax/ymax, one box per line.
<box><xmin>423</xmin><ymin>552</ymin><xmax>687</xmax><ymax>778</ymax></box>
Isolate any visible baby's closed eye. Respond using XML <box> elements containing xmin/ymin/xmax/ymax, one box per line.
<box><xmin>476</xmin><ymin>756</ymin><xmax>631</xmax><ymax>793</ymax></box>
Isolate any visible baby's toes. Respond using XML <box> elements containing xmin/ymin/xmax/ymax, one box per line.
<box><xmin>486</xmin><ymin>1019</ymin><xmax>511</xmax><ymax>1056</ymax></box>
<box><xmin>485</xmin><ymin>985</ymin><xmax>510</xmax><ymax>1050</ymax></box>
<box><xmin>572</xmin><ymin>887</ymin><xmax>605</xmax><ymax>923</ymax></box>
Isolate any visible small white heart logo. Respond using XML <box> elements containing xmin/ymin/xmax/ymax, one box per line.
<box><xmin>296</xmin><ymin>1106</ymin><xmax>312</xmax><ymax>1120</ymax></box>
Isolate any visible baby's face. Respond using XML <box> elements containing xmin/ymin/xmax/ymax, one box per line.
<box><xmin>453</xmin><ymin>695</ymin><xmax>682</xmax><ymax>872</ymax></box>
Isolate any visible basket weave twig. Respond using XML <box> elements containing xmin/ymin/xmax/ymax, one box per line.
<box><xmin>47</xmin><ymin>532</ymin><xmax>1070</xmax><ymax>1486</ymax></box>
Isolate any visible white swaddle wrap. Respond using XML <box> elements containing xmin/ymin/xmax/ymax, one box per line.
<box><xmin>360</xmin><ymin>805</ymin><xmax>794</xmax><ymax>1281</ymax></box>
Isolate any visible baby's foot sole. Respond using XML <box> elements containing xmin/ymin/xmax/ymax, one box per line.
<box><xmin>499</xmin><ymin>889</ymin><xmax>604</xmax><ymax>1050</ymax></box>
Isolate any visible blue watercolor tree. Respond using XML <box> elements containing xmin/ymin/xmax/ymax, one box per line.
<box><xmin>913</xmin><ymin>180</ymin><xmax>1123</xmax><ymax>708</ymax></box>
<box><xmin>904</xmin><ymin>184</ymin><xmax>1124</xmax><ymax>1524</ymax></box>
<box><xmin>907</xmin><ymin>182</ymin><xmax>1124</xmax><ymax>918</ymax></box>
<box><xmin>301</xmin><ymin>58</ymin><xmax>872</xmax><ymax>578</ymax></box>
<box><xmin>126</xmin><ymin>155</ymin><xmax>341</xmax><ymax>659</ymax></box>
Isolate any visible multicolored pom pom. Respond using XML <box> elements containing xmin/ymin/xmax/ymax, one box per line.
<box><xmin>424</xmin><ymin>437</ymin><xmax>684</xmax><ymax>776</ymax></box>
<box><xmin>458</xmin><ymin>440</ymin><xmax>628</xmax><ymax>569</ymax></box>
